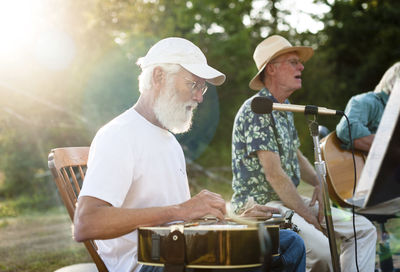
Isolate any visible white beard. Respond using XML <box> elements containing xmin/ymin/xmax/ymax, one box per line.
<box><xmin>154</xmin><ymin>84</ymin><xmax>198</xmax><ymax>134</ymax></box>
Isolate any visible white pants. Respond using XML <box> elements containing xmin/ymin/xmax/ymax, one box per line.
<box><xmin>267</xmin><ymin>198</ymin><xmax>377</xmax><ymax>272</ymax></box>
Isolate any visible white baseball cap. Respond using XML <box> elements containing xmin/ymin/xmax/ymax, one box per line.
<box><xmin>137</xmin><ymin>37</ymin><xmax>226</xmax><ymax>86</ymax></box>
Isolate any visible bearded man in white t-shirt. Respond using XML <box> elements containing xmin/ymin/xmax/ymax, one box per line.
<box><xmin>74</xmin><ymin>37</ymin><xmax>306</xmax><ymax>272</ymax></box>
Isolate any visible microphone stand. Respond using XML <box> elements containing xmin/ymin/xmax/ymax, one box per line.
<box><xmin>307</xmin><ymin>116</ymin><xmax>341</xmax><ymax>272</ymax></box>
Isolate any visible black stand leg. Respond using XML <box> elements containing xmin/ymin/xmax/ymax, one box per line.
<box><xmin>379</xmin><ymin>223</ymin><xmax>394</xmax><ymax>272</ymax></box>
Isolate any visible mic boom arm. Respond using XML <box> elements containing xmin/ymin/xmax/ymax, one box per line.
<box><xmin>274</xmin><ymin>103</ymin><xmax>343</xmax><ymax>116</ymax></box>
<box><xmin>250</xmin><ymin>96</ymin><xmax>344</xmax><ymax>116</ymax></box>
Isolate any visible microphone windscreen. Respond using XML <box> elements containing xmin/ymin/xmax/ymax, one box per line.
<box><xmin>251</xmin><ymin>96</ymin><xmax>273</xmax><ymax>114</ymax></box>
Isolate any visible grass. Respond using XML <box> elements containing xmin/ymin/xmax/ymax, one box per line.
<box><xmin>0</xmin><ymin>208</ymin><xmax>91</xmax><ymax>272</ymax></box>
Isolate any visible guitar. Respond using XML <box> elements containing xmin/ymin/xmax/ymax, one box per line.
<box><xmin>138</xmin><ymin>218</ymin><xmax>280</xmax><ymax>269</ymax></box>
<box><xmin>320</xmin><ymin>131</ymin><xmax>367</xmax><ymax>207</ymax></box>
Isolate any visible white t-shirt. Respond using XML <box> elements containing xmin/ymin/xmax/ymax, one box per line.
<box><xmin>79</xmin><ymin>107</ymin><xmax>191</xmax><ymax>272</ymax></box>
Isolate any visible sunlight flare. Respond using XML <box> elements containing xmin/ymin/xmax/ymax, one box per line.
<box><xmin>0</xmin><ymin>0</ymin><xmax>76</xmax><ymax>70</ymax></box>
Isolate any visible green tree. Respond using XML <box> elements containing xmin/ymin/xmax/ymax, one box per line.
<box><xmin>0</xmin><ymin>0</ymin><xmax>328</xmax><ymax>203</ymax></box>
<box><xmin>82</xmin><ymin>0</ymin><xmax>294</xmax><ymax>166</ymax></box>
<box><xmin>289</xmin><ymin>0</ymin><xmax>400</xmax><ymax>160</ymax></box>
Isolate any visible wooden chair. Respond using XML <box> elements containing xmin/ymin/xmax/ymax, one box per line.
<box><xmin>48</xmin><ymin>147</ymin><xmax>108</xmax><ymax>272</ymax></box>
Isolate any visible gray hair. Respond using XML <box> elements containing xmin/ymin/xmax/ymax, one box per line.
<box><xmin>136</xmin><ymin>61</ymin><xmax>181</xmax><ymax>94</ymax></box>
<box><xmin>374</xmin><ymin>61</ymin><xmax>400</xmax><ymax>95</ymax></box>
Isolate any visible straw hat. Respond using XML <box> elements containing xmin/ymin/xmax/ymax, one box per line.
<box><xmin>249</xmin><ymin>35</ymin><xmax>314</xmax><ymax>90</ymax></box>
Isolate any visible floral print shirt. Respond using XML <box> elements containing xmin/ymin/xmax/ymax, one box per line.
<box><xmin>231</xmin><ymin>88</ymin><xmax>301</xmax><ymax>213</ymax></box>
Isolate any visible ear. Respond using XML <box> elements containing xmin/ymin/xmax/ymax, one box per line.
<box><xmin>152</xmin><ymin>66</ymin><xmax>164</xmax><ymax>89</ymax></box>
<box><xmin>265</xmin><ymin>63</ymin><xmax>276</xmax><ymax>76</ymax></box>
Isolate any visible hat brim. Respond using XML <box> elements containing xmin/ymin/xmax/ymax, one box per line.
<box><xmin>249</xmin><ymin>46</ymin><xmax>314</xmax><ymax>90</ymax></box>
<box><xmin>181</xmin><ymin>63</ymin><xmax>226</xmax><ymax>86</ymax></box>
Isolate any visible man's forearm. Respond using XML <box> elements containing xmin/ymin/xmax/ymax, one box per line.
<box><xmin>268</xmin><ymin>171</ymin><xmax>318</xmax><ymax>224</ymax></box>
<box><xmin>297</xmin><ymin>149</ymin><xmax>319</xmax><ymax>187</ymax></box>
<box><xmin>74</xmin><ymin>197</ymin><xmax>181</xmax><ymax>242</ymax></box>
<box><xmin>354</xmin><ymin>134</ymin><xmax>375</xmax><ymax>152</ymax></box>
<box><xmin>258</xmin><ymin>150</ymin><xmax>320</xmax><ymax>227</ymax></box>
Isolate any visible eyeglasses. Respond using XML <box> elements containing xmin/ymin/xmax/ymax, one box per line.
<box><xmin>270</xmin><ymin>59</ymin><xmax>304</xmax><ymax>68</ymax></box>
<box><xmin>184</xmin><ymin>78</ymin><xmax>208</xmax><ymax>96</ymax></box>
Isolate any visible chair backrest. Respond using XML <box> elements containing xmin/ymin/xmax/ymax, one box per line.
<box><xmin>48</xmin><ymin>147</ymin><xmax>108</xmax><ymax>272</ymax></box>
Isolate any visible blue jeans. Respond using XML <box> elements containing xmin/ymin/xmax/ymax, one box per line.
<box><xmin>276</xmin><ymin>229</ymin><xmax>306</xmax><ymax>272</ymax></box>
<box><xmin>140</xmin><ymin>229</ymin><xmax>305</xmax><ymax>272</ymax></box>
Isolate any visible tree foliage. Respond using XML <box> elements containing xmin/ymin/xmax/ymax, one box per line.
<box><xmin>291</xmin><ymin>0</ymin><xmax>400</xmax><ymax>156</ymax></box>
<box><xmin>321</xmin><ymin>0</ymin><xmax>400</xmax><ymax>99</ymax></box>
<box><xmin>1</xmin><ymin>0</ymin><xmax>400</xmax><ymax>205</ymax></box>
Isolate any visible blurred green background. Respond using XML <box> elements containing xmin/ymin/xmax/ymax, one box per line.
<box><xmin>2</xmin><ymin>0</ymin><xmax>400</xmax><ymax>209</ymax></box>
<box><xmin>1</xmin><ymin>0</ymin><xmax>400</xmax><ymax>270</ymax></box>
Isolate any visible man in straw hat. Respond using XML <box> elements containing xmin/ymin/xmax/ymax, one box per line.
<box><xmin>73</xmin><ymin>37</ymin><xmax>305</xmax><ymax>272</ymax></box>
<box><xmin>231</xmin><ymin>35</ymin><xmax>377</xmax><ymax>271</ymax></box>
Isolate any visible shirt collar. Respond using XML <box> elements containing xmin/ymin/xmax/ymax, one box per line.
<box><xmin>258</xmin><ymin>87</ymin><xmax>291</xmax><ymax>104</ymax></box>
<box><xmin>375</xmin><ymin>91</ymin><xmax>389</xmax><ymax>106</ymax></box>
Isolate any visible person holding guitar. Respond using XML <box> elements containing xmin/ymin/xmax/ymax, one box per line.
<box><xmin>336</xmin><ymin>61</ymin><xmax>400</xmax><ymax>153</ymax></box>
<box><xmin>73</xmin><ymin>37</ymin><xmax>306</xmax><ymax>272</ymax></box>
<box><xmin>231</xmin><ymin>35</ymin><xmax>377</xmax><ymax>271</ymax></box>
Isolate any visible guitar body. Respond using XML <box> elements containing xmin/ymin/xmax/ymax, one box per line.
<box><xmin>138</xmin><ymin>223</ymin><xmax>280</xmax><ymax>269</ymax></box>
<box><xmin>320</xmin><ymin>131</ymin><xmax>366</xmax><ymax>207</ymax></box>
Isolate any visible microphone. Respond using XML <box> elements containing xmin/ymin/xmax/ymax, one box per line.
<box><xmin>251</xmin><ymin>96</ymin><xmax>344</xmax><ymax>116</ymax></box>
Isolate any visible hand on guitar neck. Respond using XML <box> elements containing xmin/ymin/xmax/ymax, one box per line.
<box><xmin>240</xmin><ymin>203</ymin><xmax>280</xmax><ymax>218</ymax></box>
<box><xmin>177</xmin><ymin>189</ymin><xmax>227</xmax><ymax>222</ymax></box>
